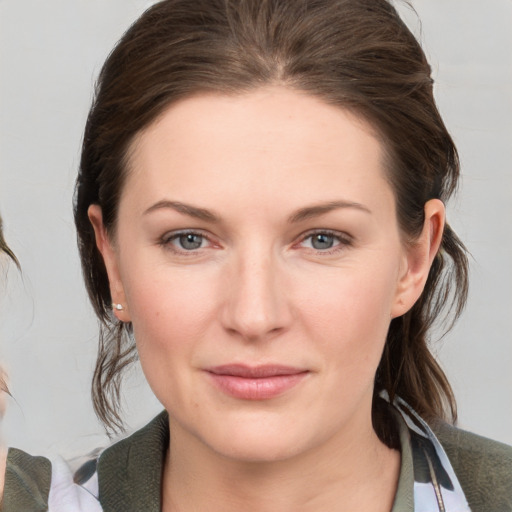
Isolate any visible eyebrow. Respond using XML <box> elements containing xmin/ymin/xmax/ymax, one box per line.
<box><xmin>143</xmin><ymin>200</ymin><xmax>219</xmax><ymax>222</ymax></box>
<box><xmin>143</xmin><ymin>199</ymin><xmax>371</xmax><ymax>224</ymax></box>
<box><xmin>288</xmin><ymin>200</ymin><xmax>372</xmax><ymax>223</ymax></box>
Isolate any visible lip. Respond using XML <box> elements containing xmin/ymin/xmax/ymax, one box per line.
<box><xmin>204</xmin><ymin>364</ymin><xmax>309</xmax><ymax>400</ymax></box>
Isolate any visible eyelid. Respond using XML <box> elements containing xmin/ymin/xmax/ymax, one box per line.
<box><xmin>299</xmin><ymin>228</ymin><xmax>352</xmax><ymax>241</ymax></box>
<box><xmin>161</xmin><ymin>228</ymin><xmax>203</xmax><ymax>242</ymax></box>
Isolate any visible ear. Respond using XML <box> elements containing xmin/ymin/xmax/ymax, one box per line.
<box><xmin>391</xmin><ymin>199</ymin><xmax>445</xmax><ymax>318</ymax></box>
<box><xmin>88</xmin><ymin>205</ymin><xmax>131</xmax><ymax>322</ymax></box>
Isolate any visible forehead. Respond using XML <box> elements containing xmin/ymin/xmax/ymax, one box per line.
<box><xmin>122</xmin><ymin>87</ymin><xmax>392</xmax><ymax>215</ymax></box>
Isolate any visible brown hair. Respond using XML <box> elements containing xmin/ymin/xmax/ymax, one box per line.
<box><xmin>0</xmin><ymin>215</ymin><xmax>20</xmax><ymax>270</ymax></box>
<box><xmin>74</xmin><ymin>0</ymin><xmax>468</xmax><ymax>436</ymax></box>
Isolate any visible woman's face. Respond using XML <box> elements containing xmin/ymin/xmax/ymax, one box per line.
<box><xmin>91</xmin><ymin>87</ymin><xmax>435</xmax><ymax>462</ymax></box>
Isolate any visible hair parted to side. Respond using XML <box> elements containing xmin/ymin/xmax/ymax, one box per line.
<box><xmin>74</xmin><ymin>0</ymin><xmax>468</xmax><ymax>437</ymax></box>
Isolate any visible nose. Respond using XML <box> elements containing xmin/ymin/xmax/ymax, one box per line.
<box><xmin>220</xmin><ymin>246</ymin><xmax>292</xmax><ymax>342</ymax></box>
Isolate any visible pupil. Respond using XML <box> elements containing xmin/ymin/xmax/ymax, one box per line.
<box><xmin>180</xmin><ymin>234</ymin><xmax>202</xmax><ymax>250</ymax></box>
<box><xmin>312</xmin><ymin>234</ymin><xmax>333</xmax><ymax>250</ymax></box>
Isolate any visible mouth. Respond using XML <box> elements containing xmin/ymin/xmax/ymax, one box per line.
<box><xmin>204</xmin><ymin>364</ymin><xmax>310</xmax><ymax>400</ymax></box>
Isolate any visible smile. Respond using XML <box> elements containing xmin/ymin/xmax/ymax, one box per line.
<box><xmin>205</xmin><ymin>364</ymin><xmax>310</xmax><ymax>400</ymax></box>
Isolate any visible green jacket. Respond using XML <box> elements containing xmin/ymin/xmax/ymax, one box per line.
<box><xmin>4</xmin><ymin>411</ymin><xmax>512</xmax><ymax>511</ymax></box>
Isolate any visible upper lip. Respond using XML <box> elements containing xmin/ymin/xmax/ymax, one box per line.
<box><xmin>206</xmin><ymin>364</ymin><xmax>308</xmax><ymax>378</ymax></box>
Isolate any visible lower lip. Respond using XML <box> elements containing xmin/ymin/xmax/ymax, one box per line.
<box><xmin>206</xmin><ymin>372</ymin><xmax>308</xmax><ymax>400</ymax></box>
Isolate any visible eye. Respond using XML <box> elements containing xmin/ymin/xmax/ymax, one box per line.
<box><xmin>308</xmin><ymin>233</ymin><xmax>337</xmax><ymax>250</ymax></box>
<box><xmin>176</xmin><ymin>233</ymin><xmax>205</xmax><ymax>250</ymax></box>
<box><xmin>160</xmin><ymin>230</ymin><xmax>210</xmax><ymax>252</ymax></box>
<box><xmin>298</xmin><ymin>230</ymin><xmax>352</xmax><ymax>253</ymax></box>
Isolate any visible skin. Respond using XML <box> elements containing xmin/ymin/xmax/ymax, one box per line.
<box><xmin>90</xmin><ymin>87</ymin><xmax>444</xmax><ymax>512</ymax></box>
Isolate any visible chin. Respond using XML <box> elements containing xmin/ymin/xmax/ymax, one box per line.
<box><xmin>212</xmin><ymin>432</ymin><xmax>306</xmax><ymax>464</ymax></box>
<box><xmin>197</xmin><ymin>413</ymin><xmax>318</xmax><ymax>464</ymax></box>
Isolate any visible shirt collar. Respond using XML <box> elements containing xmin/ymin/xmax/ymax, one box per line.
<box><xmin>391</xmin><ymin>397</ymin><xmax>471</xmax><ymax>512</ymax></box>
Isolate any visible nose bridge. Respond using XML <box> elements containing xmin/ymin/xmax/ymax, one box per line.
<box><xmin>222</xmin><ymin>241</ymin><xmax>288</xmax><ymax>341</ymax></box>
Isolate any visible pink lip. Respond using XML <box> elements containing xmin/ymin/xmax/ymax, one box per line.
<box><xmin>205</xmin><ymin>364</ymin><xmax>309</xmax><ymax>400</ymax></box>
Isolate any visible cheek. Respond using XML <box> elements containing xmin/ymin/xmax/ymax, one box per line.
<box><xmin>120</xmin><ymin>261</ymin><xmax>220</xmax><ymax>378</ymax></box>
<box><xmin>295</xmin><ymin>259</ymin><xmax>399</xmax><ymax>370</ymax></box>
<box><xmin>122</xmin><ymin>266</ymin><xmax>224</xmax><ymax>417</ymax></box>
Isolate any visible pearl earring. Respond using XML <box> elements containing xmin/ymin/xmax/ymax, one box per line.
<box><xmin>112</xmin><ymin>303</ymin><xmax>124</xmax><ymax>311</ymax></box>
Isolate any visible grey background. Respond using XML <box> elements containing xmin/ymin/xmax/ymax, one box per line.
<box><xmin>0</xmin><ymin>0</ymin><xmax>511</xmax><ymax>456</ymax></box>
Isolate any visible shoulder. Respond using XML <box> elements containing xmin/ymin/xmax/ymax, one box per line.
<box><xmin>0</xmin><ymin>448</ymin><xmax>5</xmax><ymax>501</ymax></box>
<box><xmin>96</xmin><ymin>411</ymin><xmax>168</xmax><ymax>511</ymax></box>
<box><xmin>0</xmin><ymin>413</ymin><xmax>167</xmax><ymax>512</ymax></box>
<box><xmin>432</xmin><ymin>421</ymin><xmax>512</xmax><ymax>511</ymax></box>
<box><xmin>2</xmin><ymin>447</ymin><xmax>52</xmax><ymax>511</ymax></box>
<box><xmin>1</xmin><ymin>447</ymin><xmax>103</xmax><ymax>512</ymax></box>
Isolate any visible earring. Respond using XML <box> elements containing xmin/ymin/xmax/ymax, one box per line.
<box><xmin>112</xmin><ymin>303</ymin><xmax>124</xmax><ymax>311</ymax></box>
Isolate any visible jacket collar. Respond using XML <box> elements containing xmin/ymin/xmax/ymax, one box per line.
<box><xmin>96</xmin><ymin>403</ymin><xmax>470</xmax><ymax>512</ymax></box>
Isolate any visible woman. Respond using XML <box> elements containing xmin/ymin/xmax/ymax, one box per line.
<box><xmin>1</xmin><ymin>0</ymin><xmax>511</xmax><ymax>511</ymax></box>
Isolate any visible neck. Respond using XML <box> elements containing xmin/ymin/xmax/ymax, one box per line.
<box><xmin>162</xmin><ymin>418</ymin><xmax>400</xmax><ymax>512</ymax></box>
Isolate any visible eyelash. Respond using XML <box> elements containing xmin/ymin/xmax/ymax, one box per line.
<box><xmin>158</xmin><ymin>229</ymin><xmax>353</xmax><ymax>255</ymax></box>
